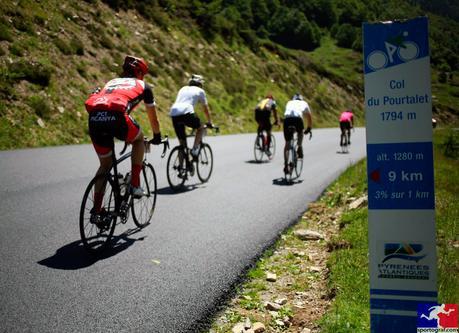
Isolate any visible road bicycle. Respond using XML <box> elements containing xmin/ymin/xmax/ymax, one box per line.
<box><xmin>254</xmin><ymin>128</ymin><xmax>275</xmax><ymax>162</ymax></box>
<box><xmin>79</xmin><ymin>137</ymin><xmax>169</xmax><ymax>254</ymax></box>
<box><xmin>284</xmin><ymin>126</ymin><xmax>312</xmax><ymax>182</ymax></box>
<box><xmin>340</xmin><ymin>127</ymin><xmax>350</xmax><ymax>153</ymax></box>
<box><xmin>166</xmin><ymin>124</ymin><xmax>219</xmax><ymax>191</ymax></box>
<box><xmin>340</xmin><ymin>127</ymin><xmax>355</xmax><ymax>153</ymax></box>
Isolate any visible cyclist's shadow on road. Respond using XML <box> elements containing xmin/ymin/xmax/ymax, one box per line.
<box><xmin>156</xmin><ymin>184</ymin><xmax>202</xmax><ymax>195</ymax></box>
<box><xmin>245</xmin><ymin>160</ymin><xmax>270</xmax><ymax>164</ymax></box>
<box><xmin>37</xmin><ymin>228</ymin><xmax>146</xmax><ymax>270</ymax></box>
<box><xmin>272</xmin><ymin>177</ymin><xmax>304</xmax><ymax>186</ymax></box>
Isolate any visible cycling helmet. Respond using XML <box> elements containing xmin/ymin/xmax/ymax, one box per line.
<box><xmin>189</xmin><ymin>74</ymin><xmax>205</xmax><ymax>87</ymax></box>
<box><xmin>292</xmin><ymin>93</ymin><xmax>304</xmax><ymax>101</ymax></box>
<box><xmin>122</xmin><ymin>55</ymin><xmax>148</xmax><ymax>79</ymax></box>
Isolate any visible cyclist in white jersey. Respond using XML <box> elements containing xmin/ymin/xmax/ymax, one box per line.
<box><xmin>169</xmin><ymin>74</ymin><xmax>213</xmax><ymax>157</ymax></box>
<box><xmin>283</xmin><ymin>93</ymin><xmax>312</xmax><ymax>173</ymax></box>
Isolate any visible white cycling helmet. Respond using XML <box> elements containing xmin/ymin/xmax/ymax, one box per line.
<box><xmin>189</xmin><ymin>74</ymin><xmax>205</xmax><ymax>87</ymax></box>
<box><xmin>293</xmin><ymin>93</ymin><xmax>304</xmax><ymax>101</ymax></box>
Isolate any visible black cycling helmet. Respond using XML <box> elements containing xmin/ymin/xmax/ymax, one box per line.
<box><xmin>122</xmin><ymin>55</ymin><xmax>148</xmax><ymax>80</ymax></box>
<box><xmin>292</xmin><ymin>93</ymin><xmax>304</xmax><ymax>101</ymax></box>
<box><xmin>189</xmin><ymin>74</ymin><xmax>205</xmax><ymax>87</ymax></box>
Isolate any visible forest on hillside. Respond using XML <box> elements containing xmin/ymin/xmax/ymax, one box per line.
<box><xmin>101</xmin><ymin>0</ymin><xmax>459</xmax><ymax>73</ymax></box>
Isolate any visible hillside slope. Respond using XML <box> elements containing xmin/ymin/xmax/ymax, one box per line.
<box><xmin>0</xmin><ymin>0</ymin><xmax>457</xmax><ymax>150</ymax></box>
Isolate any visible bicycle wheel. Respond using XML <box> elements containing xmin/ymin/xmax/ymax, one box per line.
<box><xmin>253</xmin><ymin>134</ymin><xmax>264</xmax><ymax>162</ymax></box>
<box><xmin>285</xmin><ymin>142</ymin><xmax>296</xmax><ymax>182</ymax></box>
<box><xmin>269</xmin><ymin>134</ymin><xmax>276</xmax><ymax>159</ymax></box>
<box><xmin>167</xmin><ymin>146</ymin><xmax>186</xmax><ymax>191</ymax></box>
<box><xmin>132</xmin><ymin>163</ymin><xmax>157</xmax><ymax>228</ymax></box>
<box><xmin>197</xmin><ymin>143</ymin><xmax>213</xmax><ymax>183</ymax></box>
<box><xmin>79</xmin><ymin>174</ymin><xmax>117</xmax><ymax>254</ymax></box>
<box><xmin>341</xmin><ymin>133</ymin><xmax>348</xmax><ymax>153</ymax></box>
<box><xmin>294</xmin><ymin>142</ymin><xmax>303</xmax><ymax>179</ymax></box>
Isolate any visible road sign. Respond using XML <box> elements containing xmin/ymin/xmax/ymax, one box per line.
<box><xmin>363</xmin><ymin>17</ymin><xmax>437</xmax><ymax>333</ymax></box>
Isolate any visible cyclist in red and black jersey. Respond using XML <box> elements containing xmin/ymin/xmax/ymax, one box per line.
<box><xmin>85</xmin><ymin>55</ymin><xmax>162</xmax><ymax>203</ymax></box>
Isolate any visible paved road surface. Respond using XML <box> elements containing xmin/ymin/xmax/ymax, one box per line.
<box><xmin>0</xmin><ymin>128</ymin><xmax>366</xmax><ymax>332</ymax></box>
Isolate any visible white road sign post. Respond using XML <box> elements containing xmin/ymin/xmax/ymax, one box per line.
<box><xmin>363</xmin><ymin>17</ymin><xmax>437</xmax><ymax>333</ymax></box>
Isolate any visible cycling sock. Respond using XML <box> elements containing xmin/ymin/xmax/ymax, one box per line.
<box><xmin>94</xmin><ymin>192</ymin><xmax>104</xmax><ymax>212</ymax></box>
<box><xmin>131</xmin><ymin>164</ymin><xmax>142</xmax><ymax>187</ymax></box>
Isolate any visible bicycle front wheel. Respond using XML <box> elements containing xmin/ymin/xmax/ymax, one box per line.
<box><xmin>197</xmin><ymin>143</ymin><xmax>213</xmax><ymax>183</ymax></box>
<box><xmin>269</xmin><ymin>134</ymin><xmax>276</xmax><ymax>158</ymax></box>
<box><xmin>294</xmin><ymin>143</ymin><xmax>303</xmax><ymax>179</ymax></box>
<box><xmin>132</xmin><ymin>163</ymin><xmax>157</xmax><ymax>228</ymax></box>
<box><xmin>167</xmin><ymin>146</ymin><xmax>186</xmax><ymax>191</ymax></box>
<box><xmin>79</xmin><ymin>174</ymin><xmax>117</xmax><ymax>254</ymax></box>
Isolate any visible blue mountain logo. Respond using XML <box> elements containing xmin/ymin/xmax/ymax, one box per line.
<box><xmin>382</xmin><ymin>243</ymin><xmax>426</xmax><ymax>263</ymax></box>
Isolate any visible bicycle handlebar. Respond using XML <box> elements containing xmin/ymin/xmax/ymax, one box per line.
<box><xmin>205</xmin><ymin>123</ymin><xmax>220</xmax><ymax>133</ymax></box>
<box><xmin>119</xmin><ymin>136</ymin><xmax>170</xmax><ymax>157</ymax></box>
<box><xmin>148</xmin><ymin>136</ymin><xmax>170</xmax><ymax>158</ymax></box>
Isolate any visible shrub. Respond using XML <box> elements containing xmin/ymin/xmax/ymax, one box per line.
<box><xmin>76</xmin><ymin>62</ymin><xmax>88</xmax><ymax>78</ymax></box>
<box><xmin>99</xmin><ymin>32</ymin><xmax>115</xmax><ymax>49</ymax></box>
<box><xmin>9</xmin><ymin>60</ymin><xmax>53</xmax><ymax>86</ymax></box>
<box><xmin>0</xmin><ymin>23</ymin><xmax>13</xmax><ymax>42</ymax></box>
<box><xmin>28</xmin><ymin>95</ymin><xmax>52</xmax><ymax>119</ymax></box>
<box><xmin>240</xmin><ymin>29</ymin><xmax>260</xmax><ymax>52</ymax></box>
<box><xmin>10</xmin><ymin>43</ymin><xmax>25</xmax><ymax>57</ymax></box>
<box><xmin>70</xmin><ymin>37</ymin><xmax>85</xmax><ymax>55</ymax></box>
<box><xmin>335</xmin><ymin>24</ymin><xmax>357</xmax><ymax>49</ymax></box>
<box><xmin>54</xmin><ymin>38</ymin><xmax>73</xmax><ymax>55</ymax></box>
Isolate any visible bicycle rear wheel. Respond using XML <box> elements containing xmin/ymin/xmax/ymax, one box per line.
<box><xmin>341</xmin><ymin>133</ymin><xmax>348</xmax><ymax>153</ymax></box>
<box><xmin>132</xmin><ymin>163</ymin><xmax>157</xmax><ymax>228</ymax></box>
<box><xmin>253</xmin><ymin>134</ymin><xmax>264</xmax><ymax>162</ymax></box>
<box><xmin>79</xmin><ymin>174</ymin><xmax>117</xmax><ymax>254</ymax></box>
<box><xmin>167</xmin><ymin>146</ymin><xmax>186</xmax><ymax>191</ymax></box>
<box><xmin>197</xmin><ymin>143</ymin><xmax>213</xmax><ymax>183</ymax></box>
<box><xmin>285</xmin><ymin>142</ymin><xmax>296</xmax><ymax>182</ymax></box>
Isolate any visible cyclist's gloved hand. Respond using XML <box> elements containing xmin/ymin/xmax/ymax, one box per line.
<box><xmin>304</xmin><ymin>127</ymin><xmax>312</xmax><ymax>135</ymax></box>
<box><xmin>152</xmin><ymin>132</ymin><xmax>162</xmax><ymax>145</ymax></box>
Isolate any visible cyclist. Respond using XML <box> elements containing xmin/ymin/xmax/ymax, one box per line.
<box><xmin>169</xmin><ymin>74</ymin><xmax>213</xmax><ymax>158</ymax></box>
<box><xmin>283</xmin><ymin>93</ymin><xmax>312</xmax><ymax>174</ymax></box>
<box><xmin>339</xmin><ymin>109</ymin><xmax>354</xmax><ymax>146</ymax></box>
<box><xmin>254</xmin><ymin>94</ymin><xmax>279</xmax><ymax>157</ymax></box>
<box><xmin>85</xmin><ymin>55</ymin><xmax>163</xmax><ymax>210</ymax></box>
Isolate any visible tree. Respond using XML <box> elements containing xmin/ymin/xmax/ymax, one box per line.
<box><xmin>268</xmin><ymin>7</ymin><xmax>321</xmax><ymax>50</ymax></box>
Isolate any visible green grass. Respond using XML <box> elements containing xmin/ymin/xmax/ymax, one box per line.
<box><xmin>433</xmin><ymin>128</ymin><xmax>459</xmax><ymax>302</ymax></box>
<box><xmin>317</xmin><ymin>160</ymin><xmax>370</xmax><ymax>333</ymax></box>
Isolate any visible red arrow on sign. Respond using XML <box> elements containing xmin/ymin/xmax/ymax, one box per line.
<box><xmin>370</xmin><ymin>169</ymin><xmax>381</xmax><ymax>182</ymax></box>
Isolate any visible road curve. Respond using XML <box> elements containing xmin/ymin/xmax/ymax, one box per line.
<box><xmin>0</xmin><ymin>128</ymin><xmax>366</xmax><ymax>332</ymax></box>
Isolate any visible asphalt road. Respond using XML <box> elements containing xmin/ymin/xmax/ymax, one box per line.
<box><xmin>0</xmin><ymin>128</ymin><xmax>366</xmax><ymax>332</ymax></box>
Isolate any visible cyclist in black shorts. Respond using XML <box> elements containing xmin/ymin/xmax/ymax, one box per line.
<box><xmin>283</xmin><ymin>94</ymin><xmax>312</xmax><ymax>173</ymax></box>
<box><xmin>169</xmin><ymin>74</ymin><xmax>213</xmax><ymax>157</ymax></box>
<box><xmin>254</xmin><ymin>94</ymin><xmax>279</xmax><ymax>157</ymax></box>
